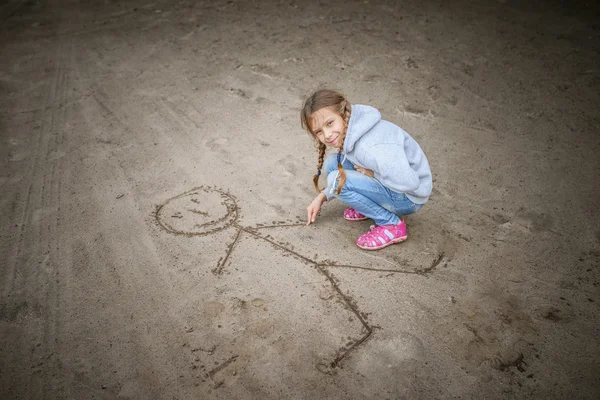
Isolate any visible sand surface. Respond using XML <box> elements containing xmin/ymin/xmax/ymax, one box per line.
<box><xmin>1</xmin><ymin>0</ymin><xmax>599</xmax><ymax>399</ymax></box>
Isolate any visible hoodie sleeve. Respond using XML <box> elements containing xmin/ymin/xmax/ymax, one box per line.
<box><xmin>321</xmin><ymin>167</ymin><xmax>342</xmax><ymax>201</ymax></box>
<box><xmin>364</xmin><ymin>143</ymin><xmax>421</xmax><ymax>193</ymax></box>
<box><xmin>321</xmin><ymin>187</ymin><xmax>334</xmax><ymax>201</ymax></box>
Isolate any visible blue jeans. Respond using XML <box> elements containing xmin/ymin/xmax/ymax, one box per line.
<box><xmin>324</xmin><ymin>154</ymin><xmax>423</xmax><ymax>226</ymax></box>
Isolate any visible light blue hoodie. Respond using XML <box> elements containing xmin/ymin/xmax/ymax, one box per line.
<box><xmin>324</xmin><ymin>104</ymin><xmax>432</xmax><ymax>204</ymax></box>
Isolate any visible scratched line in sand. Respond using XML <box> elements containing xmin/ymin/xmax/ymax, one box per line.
<box><xmin>155</xmin><ymin>186</ymin><xmax>445</xmax><ymax>373</ymax></box>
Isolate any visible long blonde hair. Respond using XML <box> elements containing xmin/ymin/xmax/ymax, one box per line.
<box><xmin>300</xmin><ymin>89</ymin><xmax>352</xmax><ymax>194</ymax></box>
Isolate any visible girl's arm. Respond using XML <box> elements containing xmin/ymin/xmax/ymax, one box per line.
<box><xmin>306</xmin><ymin>192</ymin><xmax>327</xmax><ymax>225</ymax></box>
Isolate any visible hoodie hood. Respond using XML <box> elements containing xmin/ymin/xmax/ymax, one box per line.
<box><xmin>344</xmin><ymin>104</ymin><xmax>381</xmax><ymax>153</ymax></box>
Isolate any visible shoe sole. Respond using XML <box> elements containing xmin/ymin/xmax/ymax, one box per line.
<box><xmin>344</xmin><ymin>216</ymin><xmax>369</xmax><ymax>221</ymax></box>
<box><xmin>356</xmin><ymin>235</ymin><xmax>407</xmax><ymax>251</ymax></box>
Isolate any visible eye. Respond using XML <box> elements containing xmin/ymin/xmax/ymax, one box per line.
<box><xmin>327</xmin><ymin>121</ymin><xmax>333</xmax><ymax>126</ymax></box>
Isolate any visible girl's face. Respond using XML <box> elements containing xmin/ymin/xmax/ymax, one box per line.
<box><xmin>309</xmin><ymin>106</ymin><xmax>345</xmax><ymax>148</ymax></box>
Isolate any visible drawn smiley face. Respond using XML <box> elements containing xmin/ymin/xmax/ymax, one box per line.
<box><xmin>155</xmin><ymin>186</ymin><xmax>238</xmax><ymax>236</ymax></box>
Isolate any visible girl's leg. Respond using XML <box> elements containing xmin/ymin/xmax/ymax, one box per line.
<box><xmin>323</xmin><ymin>153</ymin><xmax>355</xmax><ymax>176</ymax></box>
<box><xmin>387</xmin><ymin>192</ymin><xmax>424</xmax><ymax>217</ymax></box>
<box><xmin>328</xmin><ymin>170</ymin><xmax>424</xmax><ymax>225</ymax></box>
<box><xmin>324</xmin><ymin>154</ymin><xmax>365</xmax><ymax>219</ymax></box>
<box><xmin>328</xmin><ymin>170</ymin><xmax>400</xmax><ymax>226</ymax></box>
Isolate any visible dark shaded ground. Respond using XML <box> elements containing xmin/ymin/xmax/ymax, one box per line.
<box><xmin>1</xmin><ymin>0</ymin><xmax>599</xmax><ymax>399</ymax></box>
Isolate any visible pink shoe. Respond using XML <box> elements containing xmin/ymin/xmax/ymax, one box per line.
<box><xmin>356</xmin><ymin>219</ymin><xmax>407</xmax><ymax>250</ymax></box>
<box><xmin>343</xmin><ymin>207</ymin><xmax>368</xmax><ymax>221</ymax></box>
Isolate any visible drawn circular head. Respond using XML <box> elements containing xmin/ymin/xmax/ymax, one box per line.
<box><xmin>155</xmin><ymin>187</ymin><xmax>238</xmax><ymax>236</ymax></box>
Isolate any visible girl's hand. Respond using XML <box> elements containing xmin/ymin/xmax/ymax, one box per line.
<box><xmin>306</xmin><ymin>192</ymin><xmax>327</xmax><ymax>225</ymax></box>
<box><xmin>355</xmin><ymin>166</ymin><xmax>374</xmax><ymax>178</ymax></box>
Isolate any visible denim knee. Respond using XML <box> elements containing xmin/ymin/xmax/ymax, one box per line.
<box><xmin>327</xmin><ymin>170</ymin><xmax>338</xmax><ymax>190</ymax></box>
<box><xmin>324</xmin><ymin>154</ymin><xmax>338</xmax><ymax>175</ymax></box>
<box><xmin>325</xmin><ymin>153</ymin><xmax>356</xmax><ymax>175</ymax></box>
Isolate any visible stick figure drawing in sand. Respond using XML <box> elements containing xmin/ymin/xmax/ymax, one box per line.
<box><xmin>152</xmin><ymin>90</ymin><xmax>440</xmax><ymax>374</ymax></box>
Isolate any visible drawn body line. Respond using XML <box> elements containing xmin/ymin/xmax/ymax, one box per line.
<box><xmin>154</xmin><ymin>186</ymin><xmax>444</xmax><ymax>372</ymax></box>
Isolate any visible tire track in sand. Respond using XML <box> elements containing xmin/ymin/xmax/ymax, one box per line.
<box><xmin>1</xmin><ymin>8</ymin><xmax>75</xmax><ymax>399</ymax></box>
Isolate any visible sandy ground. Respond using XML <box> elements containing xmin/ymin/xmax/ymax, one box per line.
<box><xmin>1</xmin><ymin>0</ymin><xmax>599</xmax><ymax>398</ymax></box>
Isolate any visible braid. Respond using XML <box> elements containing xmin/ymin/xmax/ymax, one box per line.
<box><xmin>335</xmin><ymin>101</ymin><xmax>351</xmax><ymax>194</ymax></box>
<box><xmin>342</xmin><ymin>101</ymin><xmax>351</xmax><ymax>126</ymax></box>
<box><xmin>313</xmin><ymin>142</ymin><xmax>326</xmax><ymax>193</ymax></box>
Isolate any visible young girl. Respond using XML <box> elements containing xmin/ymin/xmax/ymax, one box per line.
<box><xmin>302</xmin><ymin>89</ymin><xmax>432</xmax><ymax>250</ymax></box>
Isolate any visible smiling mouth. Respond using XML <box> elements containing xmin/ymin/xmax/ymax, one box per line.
<box><xmin>327</xmin><ymin>135</ymin><xmax>339</xmax><ymax>144</ymax></box>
